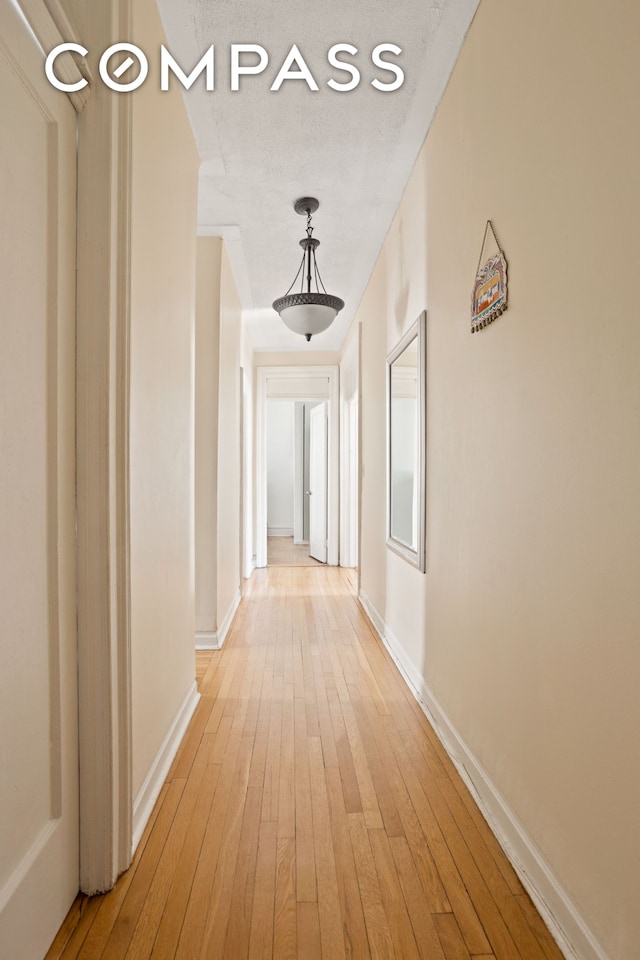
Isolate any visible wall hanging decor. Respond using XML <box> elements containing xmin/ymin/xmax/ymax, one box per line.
<box><xmin>471</xmin><ymin>220</ymin><xmax>508</xmax><ymax>333</ymax></box>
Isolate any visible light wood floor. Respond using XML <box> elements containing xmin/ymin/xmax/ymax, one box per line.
<box><xmin>47</xmin><ymin>566</ymin><xmax>564</xmax><ymax>960</ymax></box>
<box><xmin>267</xmin><ymin>536</ymin><xmax>324</xmax><ymax>567</ymax></box>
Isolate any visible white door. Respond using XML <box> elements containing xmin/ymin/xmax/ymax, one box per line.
<box><xmin>0</xmin><ymin>4</ymin><xmax>79</xmax><ymax>957</ymax></box>
<box><xmin>349</xmin><ymin>397</ymin><xmax>359</xmax><ymax>568</ymax></box>
<box><xmin>308</xmin><ymin>402</ymin><xmax>328</xmax><ymax>563</ymax></box>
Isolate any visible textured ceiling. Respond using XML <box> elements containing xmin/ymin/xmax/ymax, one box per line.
<box><xmin>156</xmin><ymin>0</ymin><xmax>480</xmax><ymax>351</ymax></box>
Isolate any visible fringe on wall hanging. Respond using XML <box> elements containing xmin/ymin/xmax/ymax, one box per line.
<box><xmin>471</xmin><ymin>220</ymin><xmax>508</xmax><ymax>333</ymax></box>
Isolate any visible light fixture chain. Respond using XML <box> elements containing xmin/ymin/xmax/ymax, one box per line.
<box><xmin>283</xmin><ymin>251</ymin><xmax>306</xmax><ymax>297</ymax></box>
<box><xmin>312</xmin><ymin>248</ymin><xmax>328</xmax><ymax>295</ymax></box>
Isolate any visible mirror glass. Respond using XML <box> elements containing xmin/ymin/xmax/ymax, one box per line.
<box><xmin>390</xmin><ymin>338</ymin><xmax>418</xmax><ymax>547</ymax></box>
<box><xmin>387</xmin><ymin>312</ymin><xmax>425</xmax><ymax>571</ymax></box>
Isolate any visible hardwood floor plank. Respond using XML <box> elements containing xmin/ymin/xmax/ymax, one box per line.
<box><xmin>513</xmin><ymin>894</ymin><xmax>567</xmax><ymax>960</ymax></box>
<box><xmin>330</xmin><ymin>697</ymin><xmax>363</xmax><ymax>814</ymax></box>
<box><xmin>248</xmin><ymin>696</ymin><xmax>271</xmax><ymax>789</ymax></box>
<box><xmin>368</xmin><ymin>829</ymin><xmax>420</xmax><ymax>960</ymax></box>
<box><xmin>149</xmin><ymin>763</ymin><xmax>221</xmax><ymax>960</ymax></box>
<box><xmin>294</xmin><ymin>697</ymin><xmax>317</xmax><ymax>902</ymax></box>
<box><xmin>248</xmin><ymin>821</ymin><xmax>278</xmax><ymax>960</ymax></box>
<box><xmin>442</xmin><ymin>772</ymin><xmax>524</xmax><ymax>898</ymax></box>
<box><xmin>308</xmin><ymin>736</ymin><xmax>347</xmax><ymax>960</ymax></box>
<box><xmin>422</xmin><ymin>775</ymin><xmax>535</xmax><ymax>960</ymax></box>
<box><xmin>388</xmin><ymin>836</ymin><xmax>447</xmax><ymax>960</ymax></box>
<box><xmin>209</xmin><ymin>713</ymin><xmax>233</xmax><ymax>764</ymax></box>
<box><xmin>168</xmin><ymin>696</ymin><xmax>214</xmax><ymax>781</ymax></box>
<box><xmin>277</xmin><ymin>695</ymin><xmax>296</xmax><ymax>838</ymax></box>
<box><xmin>222</xmin><ymin>786</ymin><xmax>263</xmax><ymax>960</ymax></box>
<box><xmin>324</xmin><ymin>764</ymin><xmax>372</xmax><ymax>960</ymax></box>
<box><xmin>273</xmin><ymin>838</ymin><xmax>297</xmax><ymax>960</ymax></box>
<box><xmin>123</xmin><ymin>736</ymin><xmax>213</xmax><ymax>959</ymax></box>
<box><xmin>57</xmin><ymin>784</ymin><xmax>171</xmax><ymax>960</ymax></box>
<box><xmin>296</xmin><ymin>902</ymin><xmax>322</xmax><ymax>960</ymax></box>
<box><xmin>397</xmin><ymin>757</ymin><xmax>491</xmax><ymax>955</ymax></box>
<box><xmin>434</xmin><ymin>913</ymin><xmax>473</xmax><ymax>960</ymax></box>
<box><xmin>348</xmin><ymin>813</ymin><xmax>396</xmax><ymax>959</ymax></box>
<box><xmin>262</xmin><ymin>698</ymin><xmax>283</xmax><ymax>822</ymax></box>
<box><xmin>339</xmin><ymin>698</ymin><xmax>384</xmax><ymax>830</ymax></box>
<box><xmin>363</xmin><ymin>707</ymin><xmax>450</xmax><ymax>912</ymax></box>
<box><xmin>351</xmin><ymin>700</ymin><xmax>405</xmax><ymax>838</ymax></box>
<box><xmin>174</xmin><ymin>729</ymin><xmax>243</xmax><ymax>959</ymax></box>
<box><xmin>198</xmin><ymin>738</ymin><xmax>254</xmax><ymax>958</ymax></box>
<box><xmin>44</xmin><ymin>896</ymin><xmax>100</xmax><ymax>960</ymax></box>
<box><xmin>97</xmin><ymin>779</ymin><xmax>186</xmax><ymax>960</ymax></box>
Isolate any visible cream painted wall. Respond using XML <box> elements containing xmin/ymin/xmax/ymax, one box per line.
<box><xmin>340</xmin><ymin>322</ymin><xmax>360</xmax><ymax>567</ymax></box>
<box><xmin>267</xmin><ymin>402</ymin><xmax>295</xmax><ymax>533</ymax></box>
<box><xmin>195</xmin><ymin>238</ymin><xmax>223</xmax><ymax>636</ymax></box>
<box><xmin>241</xmin><ymin>324</ymin><xmax>255</xmax><ymax>579</ymax></box>
<box><xmin>195</xmin><ymin>239</ymin><xmax>251</xmax><ymax>632</ymax></box>
<box><xmin>357</xmin><ymin>0</ymin><xmax>640</xmax><ymax>957</ymax></box>
<box><xmin>217</xmin><ymin>248</ymin><xmax>243</xmax><ymax>628</ymax></box>
<box><xmin>129</xmin><ymin>0</ymin><xmax>200</xmax><ymax>798</ymax></box>
<box><xmin>359</xmin><ymin>262</ymin><xmax>390</xmax><ymax>611</ymax></box>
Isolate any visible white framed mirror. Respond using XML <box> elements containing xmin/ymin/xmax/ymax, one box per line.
<box><xmin>386</xmin><ymin>311</ymin><xmax>426</xmax><ymax>571</ymax></box>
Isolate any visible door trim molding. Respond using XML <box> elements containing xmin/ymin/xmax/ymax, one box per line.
<box><xmin>18</xmin><ymin>0</ymin><xmax>92</xmax><ymax>112</ymax></box>
<box><xmin>75</xmin><ymin>0</ymin><xmax>133</xmax><ymax>893</ymax></box>
<box><xmin>256</xmin><ymin>366</ymin><xmax>339</xmax><ymax>568</ymax></box>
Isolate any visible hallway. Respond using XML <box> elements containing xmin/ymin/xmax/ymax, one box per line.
<box><xmin>47</xmin><ymin>567</ymin><xmax>562</xmax><ymax>960</ymax></box>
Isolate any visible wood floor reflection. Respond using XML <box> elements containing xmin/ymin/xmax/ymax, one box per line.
<box><xmin>267</xmin><ymin>536</ymin><xmax>324</xmax><ymax>567</ymax></box>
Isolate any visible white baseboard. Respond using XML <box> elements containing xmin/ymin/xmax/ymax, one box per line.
<box><xmin>195</xmin><ymin>630</ymin><xmax>217</xmax><ymax>650</ymax></box>
<box><xmin>195</xmin><ymin>590</ymin><xmax>241</xmax><ymax>651</ymax></box>
<box><xmin>217</xmin><ymin>589</ymin><xmax>241</xmax><ymax>648</ymax></box>
<box><xmin>358</xmin><ymin>590</ymin><xmax>609</xmax><ymax>960</ymax></box>
<box><xmin>132</xmin><ymin>681</ymin><xmax>200</xmax><ymax>855</ymax></box>
<box><xmin>267</xmin><ymin>526</ymin><xmax>293</xmax><ymax>537</ymax></box>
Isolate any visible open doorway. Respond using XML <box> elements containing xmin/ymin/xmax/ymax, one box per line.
<box><xmin>256</xmin><ymin>366</ymin><xmax>339</xmax><ymax>568</ymax></box>
<box><xmin>266</xmin><ymin>399</ymin><xmax>327</xmax><ymax>566</ymax></box>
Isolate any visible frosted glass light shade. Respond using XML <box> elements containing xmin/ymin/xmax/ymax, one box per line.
<box><xmin>272</xmin><ymin>292</ymin><xmax>344</xmax><ymax>340</ymax></box>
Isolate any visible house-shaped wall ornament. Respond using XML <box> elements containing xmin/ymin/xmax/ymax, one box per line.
<box><xmin>471</xmin><ymin>220</ymin><xmax>508</xmax><ymax>332</ymax></box>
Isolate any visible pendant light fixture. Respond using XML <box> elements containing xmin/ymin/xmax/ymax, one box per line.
<box><xmin>272</xmin><ymin>197</ymin><xmax>344</xmax><ymax>342</ymax></box>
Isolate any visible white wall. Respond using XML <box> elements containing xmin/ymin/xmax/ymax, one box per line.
<box><xmin>194</xmin><ymin>240</ymin><xmax>250</xmax><ymax>638</ymax></box>
<box><xmin>356</xmin><ymin>0</ymin><xmax>640</xmax><ymax>957</ymax></box>
<box><xmin>216</xmin><ymin>248</ymin><xmax>243</xmax><ymax>633</ymax></box>
<box><xmin>267</xmin><ymin>401</ymin><xmax>295</xmax><ymax>535</ymax></box>
<box><xmin>241</xmin><ymin>322</ymin><xmax>255</xmax><ymax>579</ymax></box>
<box><xmin>340</xmin><ymin>323</ymin><xmax>360</xmax><ymax>568</ymax></box>
<box><xmin>195</xmin><ymin>238</ymin><xmax>222</xmax><ymax>639</ymax></box>
<box><xmin>129</xmin><ymin>0</ymin><xmax>199</xmax><ymax>803</ymax></box>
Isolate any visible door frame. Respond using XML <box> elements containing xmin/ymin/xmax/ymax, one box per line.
<box><xmin>7</xmin><ymin>0</ymin><xmax>133</xmax><ymax>908</ymax></box>
<box><xmin>74</xmin><ymin>0</ymin><xmax>134</xmax><ymax>892</ymax></box>
<box><xmin>41</xmin><ymin>0</ymin><xmax>134</xmax><ymax>893</ymax></box>
<box><xmin>0</xmin><ymin>3</ymin><xmax>84</xmax><ymax>952</ymax></box>
<box><xmin>256</xmin><ymin>366</ymin><xmax>339</xmax><ymax>568</ymax></box>
<box><xmin>308</xmin><ymin>401</ymin><xmax>328</xmax><ymax>563</ymax></box>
